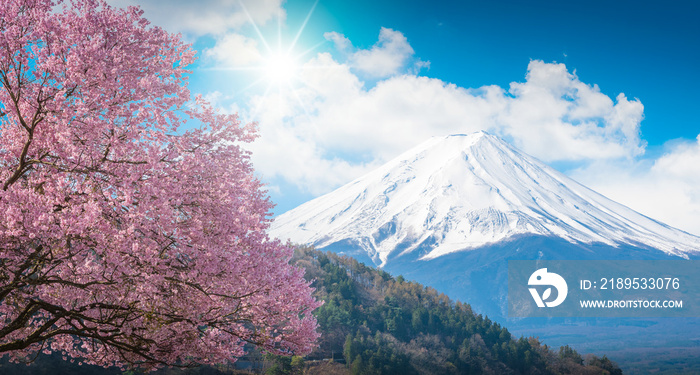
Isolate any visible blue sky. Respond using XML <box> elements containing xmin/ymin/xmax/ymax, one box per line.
<box><xmin>110</xmin><ymin>0</ymin><xmax>700</xmax><ymax>235</ymax></box>
<box><xmin>301</xmin><ymin>0</ymin><xmax>700</xmax><ymax>144</ymax></box>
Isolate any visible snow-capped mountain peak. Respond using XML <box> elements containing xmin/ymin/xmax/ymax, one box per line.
<box><xmin>270</xmin><ymin>132</ymin><xmax>700</xmax><ymax>266</ymax></box>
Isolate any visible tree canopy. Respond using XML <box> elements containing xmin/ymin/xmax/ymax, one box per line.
<box><xmin>0</xmin><ymin>0</ymin><xmax>319</xmax><ymax>369</ymax></box>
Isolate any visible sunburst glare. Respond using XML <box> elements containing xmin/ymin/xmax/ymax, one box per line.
<box><xmin>216</xmin><ymin>0</ymin><xmax>324</xmax><ymax>119</ymax></box>
<box><xmin>263</xmin><ymin>51</ymin><xmax>300</xmax><ymax>85</ymax></box>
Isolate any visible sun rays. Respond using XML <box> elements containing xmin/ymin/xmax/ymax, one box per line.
<box><xmin>214</xmin><ymin>0</ymin><xmax>322</xmax><ymax>119</ymax></box>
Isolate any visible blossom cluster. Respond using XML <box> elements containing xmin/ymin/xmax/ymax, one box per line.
<box><xmin>0</xmin><ymin>0</ymin><xmax>320</xmax><ymax>369</ymax></box>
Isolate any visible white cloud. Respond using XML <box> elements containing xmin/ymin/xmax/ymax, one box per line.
<box><xmin>241</xmin><ymin>55</ymin><xmax>381</xmax><ymax>196</ymax></box>
<box><xmin>249</xmin><ymin>50</ymin><xmax>644</xmax><ymax>186</ymax></box>
<box><xmin>501</xmin><ymin>61</ymin><xmax>645</xmax><ymax>161</ymax></box>
<box><xmin>324</xmin><ymin>28</ymin><xmax>419</xmax><ymax>78</ymax></box>
<box><xmin>324</xmin><ymin>31</ymin><xmax>352</xmax><ymax>52</ymax></box>
<box><xmin>203</xmin><ymin>33</ymin><xmax>263</xmax><ymax>67</ymax></box>
<box><xmin>243</xmin><ymin>49</ymin><xmax>647</xmax><ymax>199</ymax></box>
<box><xmin>570</xmin><ymin>135</ymin><xmax>700</xmax><ymax>236</ymax></box>
<box><xmin>202</xmin><ymin>91</ymin><xmax>242</xmax><ymax>115</ymax></box>
<box><xmin>106</xmin><ymin>0</ymin><xmax>284</xmax><ymax>35</ymax></box>
<box><xmin>653</xmin><ymin>136</ymin><xmax>700</xmax><ymax>184</ymax></box>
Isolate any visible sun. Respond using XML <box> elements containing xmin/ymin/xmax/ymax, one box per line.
<box><xmin>228</xmin><ymin>0</ymin><xmax>322</xmax><ymax>118</ymax></box>
<box><xmin>263</xmin><ymin>51</ymin><xmax>300</xmax><ymax>85</ymax></box>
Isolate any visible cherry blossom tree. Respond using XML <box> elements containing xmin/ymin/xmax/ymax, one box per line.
<box><xmin>0</xmin><ymin>0</ymin><xmax>320</xmax><ymax>369</ymax></box>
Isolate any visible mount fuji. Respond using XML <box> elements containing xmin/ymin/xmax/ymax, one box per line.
<box><xmin>271</xmin><ymin>131</ymin><xmax>700</xmax><ymax>269</ymax></box>
<box><xmin>270</xmin><ymin>131</ymin><xmax>700</xmax><ymax>370</ymax></box>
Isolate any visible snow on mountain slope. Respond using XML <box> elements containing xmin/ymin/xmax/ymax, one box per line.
<box><xmin>270</xmin><ymin>131</ymin><xmax>700</xmax><ymax>266</ymax></box>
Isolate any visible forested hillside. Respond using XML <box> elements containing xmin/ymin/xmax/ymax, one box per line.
<box><xmin>0</xmin><ymin>246</ymin><xmax>621</xmax><ymax>374</ymax></box>
<box><xmin>293</xmin><ymin>246</ymin><xmax>621</xmax><ymax>375</ymax></box>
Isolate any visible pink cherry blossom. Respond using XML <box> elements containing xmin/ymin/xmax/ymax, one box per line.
<box><xmin>0</xmin><ymin>0</ymin><xmax>320</xmax><ymax>369</ymax></box>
